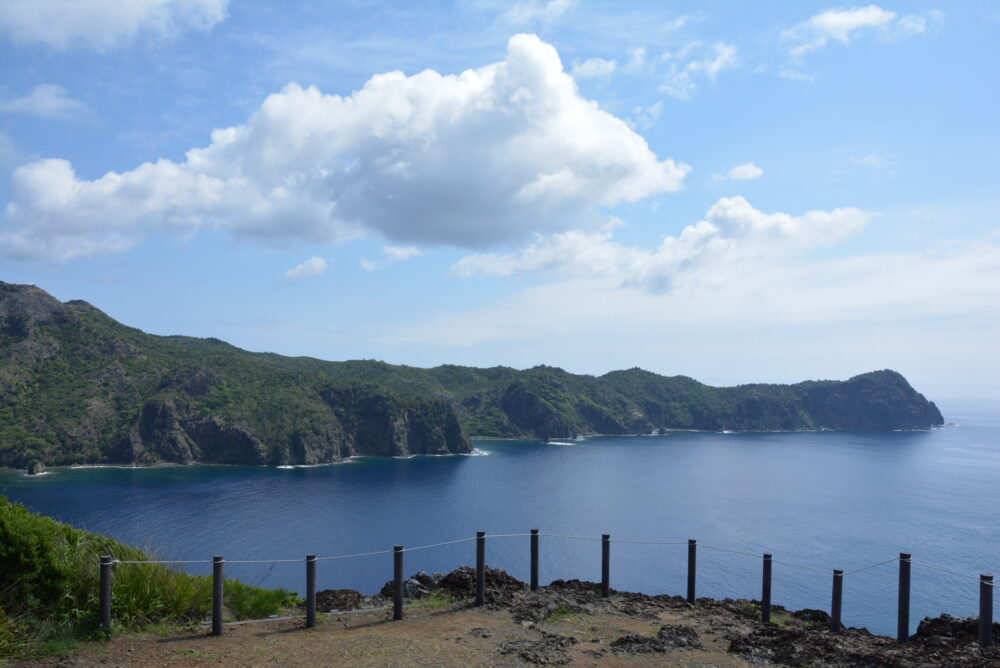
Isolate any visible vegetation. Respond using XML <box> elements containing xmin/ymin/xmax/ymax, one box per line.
<box><xmin>0</xmin><ymin>282</ymin><xmax>944</xmax><ymax>468</ymax></box>
<box><xmin>0</xmin><ymin>495</ymin><xmax>297</xmax><ymax>659</ymax></box>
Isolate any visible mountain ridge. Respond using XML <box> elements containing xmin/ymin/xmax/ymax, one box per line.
<box><xmin>0</xmin><ymin>282</ymin><xmax>944</xmax><ymax>468</ymax></box>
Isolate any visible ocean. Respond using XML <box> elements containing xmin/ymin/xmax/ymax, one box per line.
<box><xmin>2</xmin><ymin>407</ymin><xmax>997</xmax><ymax>637</ymax></box>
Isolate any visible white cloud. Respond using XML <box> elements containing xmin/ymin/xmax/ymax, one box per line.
<box><xmin>627</xmin><ymin>47</ymin><xmax>646</xmax><ymax>71</ymax></box>
<box><xmin>361</xmin><ymin>245</ymin><xmax>423</xmax><ymax>271</ymax></box>
<box><xmin>384</xmin><ymin>245</ymin><xmax>422</xmax><ymax>261</ymax></box>
<box><xmin>1</xmin><ymin>34</ymin><xmax>689</xmax><ymax>262</ymax></box>
<box><xmin>629</xmin><ymin>101</ymin><xmax>663</xmax><ymax>130</ymax></box>
<box><xmin>0</xmin><ymin>84</ymin><xmax>90</xmax><ymax>120</ymax></box>
<box><xmin>782</xmin><ymin>5</ymin><xmax>943</xmax><ymax>57</ymax></box>
<box><xmin>0</xmin><ymin>0</ymin><xmax>228</xmax><ymax>51</ymax></box>
<box><xmin>452</xmin><ymin>196</ymin><xmax>872</xmax><ymax>293</ymax></box>
<box><xmin>504</xmin><ymin>0</ymin><xmax>575</xmax><ymax>25</ymax></box>
<box><xmin>284</xmin><ymin>256</ymin><xmax>329</xmax><ymax>282</ymax></box>
<box><xmin>394</xmin><ymin>241</ymin><xmax>1000</xmax><ymax>396</ymax></box>
<box><xmin>660</xmin><ymin>42</ymin><xmax>737</xmax><ymax>100</ymax></box>
<box><xmin>572</xmin><ymin>57</ymin><xmax>617</xmax><ymax>79</ymax></box>
<box><xmin>725</xmin><ymin>162</ymin><xmax>764</xmax><ymax>181</ymax></box>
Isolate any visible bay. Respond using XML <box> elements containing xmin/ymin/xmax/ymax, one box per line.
<box><xmin>2</xmin><ymin>407</ymin><xmax>997</xmax><ymax>638</ymax></box>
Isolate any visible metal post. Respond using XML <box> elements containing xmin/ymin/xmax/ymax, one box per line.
<box><xmin>305</xmin><ymin>554</ymin><xmax>317</xmax><ymax>628</ymax></box>
<box><xmin>475</xmin><ymin>531</ymin><xmax>486</xmax><ymax>606</ymax></box>
<box><xmin>981</xmin><ymin>573</ymin><xmax>994</xmax><ymax>648</ymax></box>
<box><xmin>212</xmin><ymin>555</ymin><xmax>224</xmax><ymax>636</ymax></box>
<box><xmin>100</xmin><ymin>555</ymin><xmax>113</xmax><ymax>630</ymax></box>
<box><xmin>601</xmin><ymin>534</ymin><xmax>610</xmax><ymax>598</ymax></box>
<box><xmin>761</xmin><ymin>553</ymin><xmax>772</xmax><ymax>625</ymax></box>
<box><xmin>530</xmin><ymin>529</ymin><xmax>539</xmax><ymax>591</ymax></box>
<box><xmin>393</xmin><ymin>545</ymin><xmax>404</xmax><ymax>620</ymax></box>
<box><xmin>898</xmin><ymin>552</ymin><xmax>911</xmax><ymax>642</ymax></box>
<box><xmin>687</xmin><ymin>539</ymin><xmax>697</xmax><ymax>603</ymax></box>
<box><xmin>831</xmin><ymin>569</ymin><xmax>843</xmax><ymax>633</ymax></box>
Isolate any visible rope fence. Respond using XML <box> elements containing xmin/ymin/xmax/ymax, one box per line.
<box><xmin>97</xmin><ymin>530</ymin><xmax>996</xmax><ymax>649</ymax></box>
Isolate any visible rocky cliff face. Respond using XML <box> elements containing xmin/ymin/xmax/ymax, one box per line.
<box><xmin>0</xmin><ymin>282</ymin><xmax>945</xmax><ymax>468</ymax></box>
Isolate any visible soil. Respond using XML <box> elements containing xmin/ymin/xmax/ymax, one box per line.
<box><xmin>13</xmin><ymin>569</ymin><xmax>1000</xmax><ymax>667</ymax></box>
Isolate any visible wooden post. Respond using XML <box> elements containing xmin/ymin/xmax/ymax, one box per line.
<box><xmin>831</xmin><ymin>569</ymin><xmax>843</xmax><ymax>633</ymax></box>
<box><xmin>393</xmin><ymin>545</ymin><xmax>404</xmax><ymax>620</ymax></box>
<box><xmin>212</xmin><ymin>555</ymin><xmax>224</xmax><ymax>636</ymax></box>
<box><xmin>305</xmin><ymin>554</ymin><xmax>317</xmax><ymax>628</ymax></box>
<box><xmin>475</xmin><ymin>531</ymin><xmax>486</xmax><ymax>606</ymax></box>
<box><xmin>981</xmin><ymin>573</ymin><xmax>994</xmax><ymax>648</ymax></box>
<box><xmin>601</xmin><ymin>534</ymin><xmax>610</xmax><ymax>598</ymax></box>
<box><xmin>530</xmin><ymin>529</ymin><xmax>539</xmax><ymax>591</ymax></box>
<box><xmin>761</xmin><ymin>553</ymin><xmax>772</xmax><ymax>625</ymax></box>
<box><xmin>99</xmin><ymin>555</ymin><xmax>113</xmax><ymax>630</ymax></box>
<box><xmin>687</xmin><ymin>539</ymin><xmax>697</xmax><ymax>603</ymax></box>
<box><xmin>897</xmin><ymin>552</ymin><xmax>911</xmax><ymax>642</ymax></box>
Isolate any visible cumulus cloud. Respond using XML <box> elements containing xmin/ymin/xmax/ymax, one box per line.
<box><xmin>284</xmin><ymin>256</ymin><xmax>329</xmax><ymax>282</ymax></box>
<box><xmin>0</xmin><ymin>0</ymin><xmax>228</xmax><ymax>51</ymax></box>
<box><xmin>0</xmin><ymin>34</ymin><xmax>689</xmax><ymax>262</ymax></box>
<box><xmin>0</xmin><ymin>84</ymin><xmax>90</xmax><ymax>120</ymax></box>
<box><xmin>453</xmin><ymin>196</ymin><xmax>872</xmax><ymax>292</ymax></box>
<box><xmin>724</xmin><ymin>162</ymin><xmax>763</xmax><ymax>180</ymax></box>
<box><xmin>782</xmin><ymin>5</ymin><xmax>943</xmax><ymax>57</ymax></box>
<box><xmin>660</xmin><ymin>42</ymin><xmax>736</xmax><ymax>100</ymax></box>
<box><xmin>572</xmin><ymin>57</ymin><xmax>617</xmax><ymax>79</ymax></box>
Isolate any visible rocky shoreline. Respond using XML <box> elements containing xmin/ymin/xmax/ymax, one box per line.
<box><xmin>316</xmin><ymin>566</ymin><xmax>1000</xmax><ymax>667</ymax></box>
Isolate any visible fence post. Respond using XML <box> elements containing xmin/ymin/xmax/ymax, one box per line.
<box><xmin>897</xmin><ymin>552</ymin><xmax>911</xmax><ymax>642</ymax></box>
<box><xmin>761</xmin><ymin>553</ymin><xmax>772</xmax><ymax>625</ymax></box>
<box><xmin>476</xmin><ymin>531</ymin><xmax>486</xmax><ymax>606</ymax></box>
<box><xmin>305</xmin><ymin>554</ymin><xmax>317</xmax><ymax>628</ymax></box>
<box><xmin>601</xmin><ymin>534</ymin><xmax>610</xmax><ymax>598</ymax></box>
<box><xmin>393</xmin><ymin>545</ymin><xmax>404</xmax><ymax>621</ymax></box>
<box><xmin>981</xmin><ymin>573</ymin><xmax>994</xmax><ymax>648</ymax></box>
<box><xmin>212</xmin><ymin>555</ymin><xmax>224</xmax><ymax>636</ymax></box>
<box><xmin>530</xmin><ymin>529</ymin><xmax>539</xmax><ymax>591</ymax></box>
<box><xmin>831</xmin><ymin>569</ymin><xmax>843</xmax><ymax>633</ymax></box>
<box><xmin>687</xmin><ymin>539</ymin><xmax>697</xmax><ymax>603</ymax></box>
<box><xmin>99</xmin><ymin>555</ymin><xmax>113</xmax><ymax>631</ymax></box>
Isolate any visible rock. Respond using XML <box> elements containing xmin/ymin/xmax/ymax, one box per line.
<box><xmin>496</xmin><ymin>631</ymin><xmax>577</xmax><ymax>665</ymax></box>
<box><xmin>314</xmin><ymin>588</ymin><xmax>367</xmax><ymax>612</ymax></box>
<box><xmin>657</xmin><ymin>623</ymin><xmax>703</xmax><ymax>649</ymax></box>
<box><xmin>26</xmin><ymin>460</ymin><xmax>45</xmax><ymax>475</ymax></box>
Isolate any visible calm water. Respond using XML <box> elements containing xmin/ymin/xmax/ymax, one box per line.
<box><xmin>2</xmin><ymin>408</ymin><xmax>998</xmax><ymax>637</ymax></box>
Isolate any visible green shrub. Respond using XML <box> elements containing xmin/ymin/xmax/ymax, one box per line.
<box><xmin>0</xmin><ymin>496</ymin><xmax>298</xmax><ymax>659</ymax></box>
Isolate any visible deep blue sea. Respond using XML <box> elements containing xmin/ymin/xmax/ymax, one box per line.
<box><xmin>2</xmin><ymin>406</ymin><xmax>997</xmax><ymax>637</ymax></box>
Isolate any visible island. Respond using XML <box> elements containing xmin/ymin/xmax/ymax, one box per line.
<box><xmin>0</xmin><ymin>281</ymin><xmax>944</xmax><ymax>469</ymax></box>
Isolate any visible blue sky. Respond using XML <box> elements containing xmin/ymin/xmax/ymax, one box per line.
<box><xmin>1</xmin><ymin>0</ymin><xmax>998</xmax><ymax>407</ymax></box>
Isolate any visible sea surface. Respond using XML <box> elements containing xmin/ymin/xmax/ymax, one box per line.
<box><xmin>2</xmin><ymin>407</ymin><xmax>998</xmax><ymax>638</ymax></box>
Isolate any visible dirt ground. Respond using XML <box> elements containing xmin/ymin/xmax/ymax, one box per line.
<box><xmin>14</xmin><ymin>597</ymin><xmax>751</xmax><ymax>667</ymax></box>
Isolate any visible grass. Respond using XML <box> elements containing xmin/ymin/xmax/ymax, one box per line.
<box><xmin>407</xmin><ymin>592</ymin><xmax>456</xmax><ymax>612</ymax></box>
<box><xmin>0</xmin><ymin>495</ymin><xmax>300</xmax><ymax>661</ymax></box>
<box><xmin>544</xmin><ymin>604</ymin><xmax>578</xmax><ymax>623</ymax></box>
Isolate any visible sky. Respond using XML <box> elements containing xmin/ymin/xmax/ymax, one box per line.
<box><xmin>1</xmin><ymin>0</ymin><xmax>998</xmax><ymax>408</ymax></box>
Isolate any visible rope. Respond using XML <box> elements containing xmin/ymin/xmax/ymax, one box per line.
<box><xmin>770</xmin><ymin>558</ymin><xmax>831</xmax><ymax>574</ymax></box>
<box><xmin>316</xmin><ymin>549</ymin><xmax>393</xmax><ymax>561</ymax></box>
<box><xmin>843</xmin><ymin>557</ymin><xmax>899</xmax><ymax>576</ymax></box>
<box><xmin>611</xmin><ymin>539</ymin><xmax>688</xmax><ymax>546</ymax></box>
<box><xmin>405</xmin><ymin>537</ymin><xmax>476</xmax><ymax>551</ymax></box>
<box><xmin>225</xmin><ymin>558</ymin><xmax>305</xmax><ymax>564</ymax></box>
<box><xmin>539</xmin><ymin>533</ymin><xmax>602</xmax><ymax>541</ymax></box>
<box><xmin>912</xmin><ymin>561</ymin><xmax>988</xmax><ymax>582</ymax></box>
<box><xmin>700</xmin><ymin>545</ymin><xmax>761</xmax><ymax>559</ymax></box>
<box><xmin>114</xmin><ymin>559</ymin><xmax>211</xmax><ymax>565</ymax></box>
<box><xmin>485</xmin><ymin>533</ymin><xmax>532</xmax><ymax>538</ymax></box>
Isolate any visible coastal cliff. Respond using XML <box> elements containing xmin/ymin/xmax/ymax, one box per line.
<box><xmin>0</xmin><ymin>282</ymin><xmax>943</xmax><ymax>468</ymax></box>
